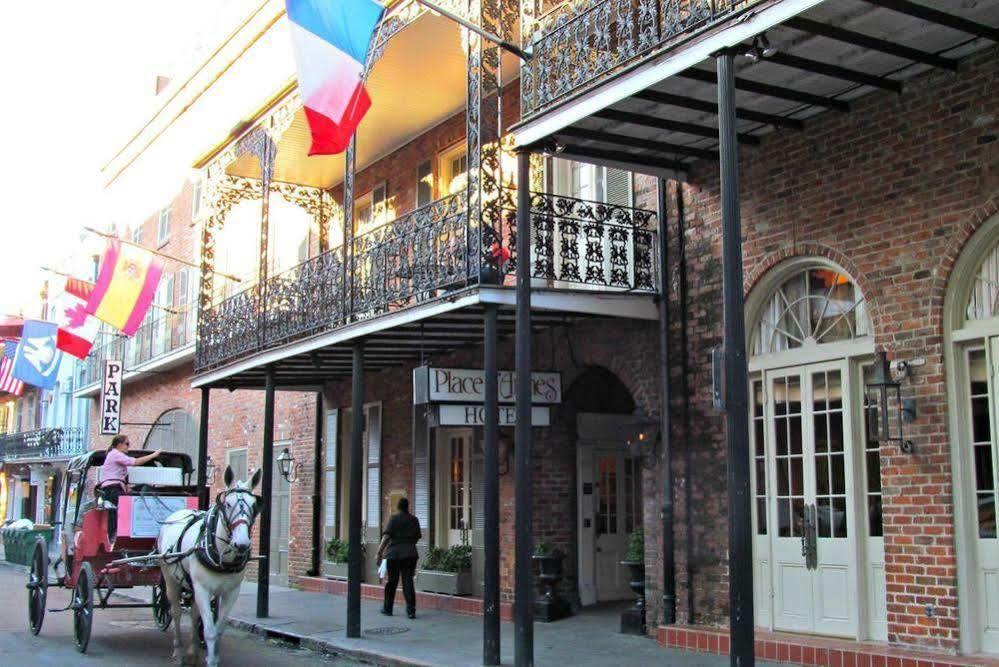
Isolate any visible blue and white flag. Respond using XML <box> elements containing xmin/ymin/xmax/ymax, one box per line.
<box><xmin>13</xmin><ymin>320</ymin><xmax>63</xmax><ymax>390</ymax></box>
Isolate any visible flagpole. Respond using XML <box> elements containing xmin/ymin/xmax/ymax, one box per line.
<box><xmin>39</xmin><ymin>266</ymin><xmax>180</xmax><ymax>315</ymax></box>
<box><xmin>81</xmin><ymin>226</ymin><xmax>243</xmax><ymax>283</ymax></box>
<box><xmin>410</xmin><ymin>0</ymin><xmax>532</xmax><ymax>61</ymax></box>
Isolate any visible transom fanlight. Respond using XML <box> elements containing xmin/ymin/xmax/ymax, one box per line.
<box><xmin>753</xmin><ymin>267</ymin><xmax>870</xmax><ymax>356</ymax></box>
<box><xmin>966</xmin><ymin>241</ymin><xmax>999</xmax><ymax>321</ymax></box>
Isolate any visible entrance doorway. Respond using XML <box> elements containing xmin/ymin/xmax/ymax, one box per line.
<box><xmin>435</xmin><ymin>427</ymin><xmax>475</xmax><ymax>548</ymax></box>
<box><xmin>270</xmin><ymin>442</ymin><xmax>292</xmax><ymax>585</ymax></box>
<box><xmin>577</xmin><ymin>413</ymin><xmax>644</xmax><ymax>606</ymax></box>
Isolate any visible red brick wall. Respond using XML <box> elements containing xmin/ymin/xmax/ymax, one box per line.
<box><xmin>649</xmin><ymin>47</ymin><xmax>999</xmax><ymax>651</ymax></box>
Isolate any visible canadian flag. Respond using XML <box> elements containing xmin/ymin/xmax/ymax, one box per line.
<box><xmin>54</xmin><ymin>278</ymin><xmax>100</xmax><ymax>360</ymax></box>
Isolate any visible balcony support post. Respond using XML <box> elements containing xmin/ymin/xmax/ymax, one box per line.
<box><xmin>513</xmin><ymin>149</ymin><xmax>534</xmax><ymax>667</ymax></box>
<box><xmin>257</xmin><ymin>136</ymin><xmax>274</xmax><ymax>346</ymax></box>
<box><xmin>346</xmin><ymin>342</ymin><xmax>365</xmax><ymax>638</ymax></box>
<box><xmin>308</xmin><ymin>391</ymin><xmax>324</xmax><ymax>576</ymax></box>
<box><xmin>482</xmin><ymin>303</ymin><xmax>500</xmax><ymax>666</ymax></box>
<box><xmin>257</xmin><ymin>364</ymin><xmax>276</xmax><ymax>619</ymax></box>
<box><xmin>716</xmin><ymin>50</ymin><xmax>755</xmax><ymax>667</ymax></box>
<box><xmin>197</xmin><ymin>387</ymin><xmax>210</xmax><ymax>511</ymax></box>
<box><xmin>656</xmin><ymin>179</ymin><xmax>676</xmax><ymax>626</ymax></box>
<box><xmin>343</xmin><ymin>136</ymin><xmax>356</xmax><ymax>317</ymax></box>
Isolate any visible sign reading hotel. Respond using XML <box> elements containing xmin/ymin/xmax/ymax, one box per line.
<box><xmin>437</xmin><ymin>404</ymin><xmax>552</xmax><ymax>427</ymax></box>
<box><xmin>100</xmin><ymin>359</ymin><xmax>123</xmax><ymax>435</ymax></box>
<box><xmin>413</xmin><ymin>366</ymin><xmax>562</xmax><ymax>405</ymax></box>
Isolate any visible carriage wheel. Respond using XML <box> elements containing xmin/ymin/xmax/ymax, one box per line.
<box><xmin>73</xmin><ymin>562</ymin><xmax>94</xmax><ymax>653</ymax></box>
<box><xmin>152</xmin><ymin>575</ymin><xmax>172</xmax><ymax>631</ymax></box>
<box><xmin>26</xmin><ymin>536</ymin><xmax>49</xmax><ymax>635</ymax></box>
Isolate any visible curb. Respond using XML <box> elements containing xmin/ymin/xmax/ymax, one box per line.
<box><xmin>225</xmin><ymin>615</ymin><xmax>434</xmax><ymax>667</ymax></box>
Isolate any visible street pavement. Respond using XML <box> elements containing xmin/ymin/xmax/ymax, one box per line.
<box><xmin>0</xmin><ymin>564</ymin><xmax>360</xmax><ymax>666</ymax></box>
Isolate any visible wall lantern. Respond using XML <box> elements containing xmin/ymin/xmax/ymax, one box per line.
<box><xmin>624</xmin><ymin>410</ymin><xmax>661</xmax><ymax>465</ymax></box>
<box><xmin>865</xmin><ymin>350</ymin><xmax>916</xmax><ymax>454</ymax></box>
<box><xmin>277</xmin><ymin>447</ymin><xmax>301</xmax><ymax>483</ymax></box>
<box><xmin>205</xmin><ymin>456</ymin><xmax>218</xmax><ymax>484</ymax></box>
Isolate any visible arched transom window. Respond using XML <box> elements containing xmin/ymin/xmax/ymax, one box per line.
<box><xmin>966</xmin><ymin>240</ymin><xmax>999</xmax><ymax>321</ymax></box>
<box><xmin>753</xmin><ymin>266</ymin><xmax>870</xmax><ymax>356</ymax></box>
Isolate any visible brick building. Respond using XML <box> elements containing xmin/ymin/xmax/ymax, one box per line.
<box><xmin>82</xmin><ymin>1</ymin><xmax>999</xmax><ymax>665</ymax></box>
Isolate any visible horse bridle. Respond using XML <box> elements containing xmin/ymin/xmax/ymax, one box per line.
<box><xmin>205</xmin><ymin>488</ymin><xmax>261</xmax><ymax>567</ymax></box>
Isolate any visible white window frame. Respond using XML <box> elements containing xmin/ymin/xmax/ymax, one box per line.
<box><xmin>157</xmin><ymin>206</ymin><xmax>172</xmax><ymax>245</ymax></box>
<box><xmin>226</xmin><ymin>448</ymin><xmax>248</xmax><ymax>488</ymax></box>
<box><xmin>354</xmin><ymin>183</ymin><xmax>388</xmax><ymax>236</ymax></box>
<box><xmin>437</xmin><ymin>143</ymin><xmax>467</xmax><ymax>198</ymax></box>
<box><xmin>416</xmin><ymin>159</ymin><xmax>434</xmax><ymax>208</ymax></box>
<box><xmin>131</xmin><ymin>227</ymin><xmax>143</xmax><ymax>245</ymax></box>
<box><xmin>191</xmin><ymin>179</ymin><xmax>205</xmax><ymax>221</ymax></box>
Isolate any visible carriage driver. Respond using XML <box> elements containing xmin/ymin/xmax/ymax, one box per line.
<box><xmin>98</xmin><ymin>435</ymin><xmax>161</xmax><ymax>510</ymax></box>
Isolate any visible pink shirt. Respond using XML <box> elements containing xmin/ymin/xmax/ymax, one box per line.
<box><xmin>100</xmin><ymin>448</ymin><xmax>134</xmax><ymax>488</ymax></box>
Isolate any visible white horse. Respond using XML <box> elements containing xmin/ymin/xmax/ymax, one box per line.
<box><xmin>157</xmin><ymin>466</ymin><xmax>261</xmax><ymax>666</ymax></box>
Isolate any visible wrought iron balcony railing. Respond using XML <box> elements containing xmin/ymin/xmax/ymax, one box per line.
<box><xmin>0</xmin><ymin>427</ymin><xmax>88</xmax><ymax>462</ymax></box>
<box><xmin>81</xmin><ymin>303</ymin><xmax>197</xmax><ymax>387</ymax></box>
<box><xmin>521</xmin><ymin>0</ymin><xmax>765</xmax><ymax>118</ymax></box>
<box><xmin>195</xmin><ymin>191</ymin><xmax>658</xmax><ymax>373</ymax></box>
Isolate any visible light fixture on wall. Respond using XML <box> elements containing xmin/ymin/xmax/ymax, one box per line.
<box><xmin>624</xmin><ymin>409</ymin><xmax>660</xmax><ymax>467</ymax></box>
<box><xmin>744</xmin><ymin>32</ymin><xmax>778</xmax><ymax>63</ymax></box>
<box><xmin>205</xmin><ymin>456</ymin><xmax>218</xmax><ymax>484</ymax></box>
<box><xmin>865</xmin><ymin>350</ymin><xmax>916</xmax><ymax>454</ymax></box>
<box><xmin>277</xmin><ymin>447</ymin><xmax>301</xmax><ymax>483</ymax></box>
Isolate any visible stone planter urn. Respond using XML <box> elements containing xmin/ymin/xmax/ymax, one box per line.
<box><xmin>531</xmin><ymin>550</ymin><xmax>571</xmax><ymax>622</ymax></box>
<box><xmin>619</xmin><ymin>560</ymin><xmax>646</xmax><ymax>635</ymax></box>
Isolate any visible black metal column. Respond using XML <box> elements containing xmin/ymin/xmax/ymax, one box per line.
<box><xmin>514</xmin><ymin>150</ymin><xmax>534</xmax><ymax>667</ymax></box>
<box><xmin>257</xmin><ymin>365</ymin><xmax>276</xmax><ymax>619</ymax></box>
<box><xmin>347</xmin><ymin>342</ymin><xmax>365</xmax><ymax>638</ymax></box>
<box><xmin>657</xmin><ymin>179</ymin><xmax>676</xmax><ymax>625</ymax></box>
<box><xmin>483</xmin><ymin>303</ymin><xmax>500</xmax><ymax>666</ymax></box>
<box><xmin>309</xmin><ymin>391</ymin><xmax>324</xmax><ymax>576</ymax></box>
<box><xmin>717</xmin><ymin>51</ymin><xmax>755</xmax><ymax>667</ymax></box>
<box><xmin>197</xmin><ymin>387</ymin><xmax>210</xmax><ymax>511</ymax></box>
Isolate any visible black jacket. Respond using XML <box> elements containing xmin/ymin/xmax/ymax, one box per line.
<box><xmin>382</xmin><ymin>511</ymin><xmax>422</xmax><ymax>560</ymax></box>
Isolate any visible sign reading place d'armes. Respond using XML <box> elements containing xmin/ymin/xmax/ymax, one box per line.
<box><xmin>412</xmin><ymin>366</ymin><xmax>562</xmax><ymax>405</ymax></box>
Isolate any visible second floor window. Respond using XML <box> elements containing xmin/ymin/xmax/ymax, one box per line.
<box><xmin>131</xmin><ymin>227</ymin><xmax>142</xmax><ymax>245</ymax></box>
<box><xmin>191</xmin><ymin>179</ymin><xmax>204</xmax><ymax>220</ymax></box>
<box><xmin>438</xmin><ymin>144</ymin><xmax>467</xmax><ymax>197</ymax></box>
<box><xmin>416</xmin><ymin>160</ymin><xmax>433</xmax><ymax>207</ymax></box>
<box><xmin>355</xmin><ymin>182</ymin><xmax>387</xmax><ymax>235</ymax></box>
<box><xmin>158</xmin><ymin>206</ymin><xmax>172</xmax><ymax>245</ymax></box>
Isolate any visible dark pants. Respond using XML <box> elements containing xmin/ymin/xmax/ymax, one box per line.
<box><xmin>383</xmin><ymin>557</ymin><xmax>418</xmax><ymax>614</ymax></box>
<box><xmin>101</xmin><ymin>484</ymin><xmax>124</xmax><ymax>541</ymax></box>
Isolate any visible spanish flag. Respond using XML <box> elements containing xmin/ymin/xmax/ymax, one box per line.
<box><xmin>86</xmin><ymin>240</ymin><xmax>164</xmax><ymax>336</ymax></box>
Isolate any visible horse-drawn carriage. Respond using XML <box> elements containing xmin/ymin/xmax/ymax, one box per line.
<box><xmin>26</xmin><ymin>448</ymin><xmax>198</xmax><ymax>652</ymax></box>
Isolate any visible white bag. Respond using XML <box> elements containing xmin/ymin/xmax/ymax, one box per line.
<box><xmin>378</xmin><ymin>558</ymin><xmax>388</xmax><ymax>581</ymax></box>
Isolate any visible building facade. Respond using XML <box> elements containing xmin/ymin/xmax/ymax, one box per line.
<box><xmin>83</xmin><ymin>0</ymin><xmax>999</xmax><ymax>664</ymax></box>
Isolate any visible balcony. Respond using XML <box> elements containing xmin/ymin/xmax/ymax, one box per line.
<box><xmin>81</xmin><ymin>303</ymin><xmax>197</xmax><ymax>389</ymax></box>
<box><xmin>521</xmin><ymin>0</ymin><xmax>765</xmax><ymax>119</ymax></box>
<box><xmin>195</xmin><ymin>190</ymin><xmax>659</xmax><ymax>374</ymax></box>
<box><xmin>0</xmin><ymin>427</ymin><xmax>88</xmax><ymax>462</ymax></box>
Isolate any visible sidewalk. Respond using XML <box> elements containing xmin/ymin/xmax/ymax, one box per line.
<box><xmin>228</xmin><ymin>583</ymin><xmax>783</xmax><ymax>667</ymax></box>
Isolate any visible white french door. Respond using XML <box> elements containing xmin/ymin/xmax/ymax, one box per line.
<box><xmin>965</xmin><ymin>339</ymin><xmax>999</xmax><ymax>652</ymax></box>
<box><xmin>592</xmin><ymin>449</ymin><xmax>641</xmax><ymax>601</ymax></box>
<box><xmin>436</xmin><ymin>428</ymin><xmax>473</xmax><ymax>548</ymax></box>
<box><xmin>765</xmin><ymin>360</ymin><xmax>858</xmax><ymax>637</ymax></box>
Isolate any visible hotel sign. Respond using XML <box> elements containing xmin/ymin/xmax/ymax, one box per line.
<box><xmin>413</xmin><ymin>366</ymin><xmax>562</xmax><ymax>405</ymax></box>
<box><xmin>436</xmin><ymin>404</ymin><xmax>551</xmax><ymax>427</ymax></box>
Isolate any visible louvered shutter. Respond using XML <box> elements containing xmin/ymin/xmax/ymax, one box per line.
<box><xmin>471</xmin><ymin>436</ymin><xmax>484</xmax><ymax>533</ymax></box>
<box><xmin>413</xmin><ymin>413</ymin><xmax>430</xmax><ymax>536</ymax></box>
<box><xmin>365</xmin><ymin>404</ymin><xmax>382</xmax><ymax>530</ymax></box>
<box><xmin>324</xmin><ymin>409</ymin><xmax>339</xmax><ymax>544</ymax></box>
<box><xmin>605</xmin><ymin>168</ymin><xmax>632</xmax><ymax>207</ymax></box>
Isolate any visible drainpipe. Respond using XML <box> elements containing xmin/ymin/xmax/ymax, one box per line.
<box><xmin>657</xmin><ymin>179</ymin><xmax>676</xmax><ymax>626</ymax></box>
<box><xmin>308</xmin><ymin>391</ymin><xmax>324</xmax><ymax>577</ymax></box>
<box><xmin>676</xmin><ymin>180</ymin><xmax>695</xmax><ymax>622</ymax></box>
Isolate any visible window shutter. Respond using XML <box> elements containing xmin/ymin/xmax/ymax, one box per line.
<box><xmin>324</xmin><ymin>409</ymin><xmax>339</xmax><ymax>542</ymax></box>
<box><xmin>413</xmin><ymin>416</ymin><xmax>430</xmax><ymax>535</ymax></box>
<box><xmin>365</xmin><ymin>404</ymin><xmax>382</xmax><ymax>530</ymax></box>
<box><xmin>605</xmin><ymin>168</ymin><xmax>632</xmax><ymax>208</ymax></box>
<box><xmin>471</xmin><ymin>437</ymin><xmax>484</xmax><ymax>532</ymax></box>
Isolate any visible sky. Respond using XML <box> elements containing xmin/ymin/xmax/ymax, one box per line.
<box><xmin>0</xmin><ymin>1</ymin><xmax>244</xmax><ymax>319</ymax></box>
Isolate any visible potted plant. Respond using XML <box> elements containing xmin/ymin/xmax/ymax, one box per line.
<box><xmin>620</xmin><ymin>529</ymin><xmax>646</xmax><ymax>635</ymax></box>
<box><xmin>323</xmin><ymin>538</ymin><xmax>364</xmax><ymax>581</ymax></box>
<box><xmin>532</xmin><ymin>539</ymin><xmax>571</xmax><ymax>622</ymax></box>
<box><xmin>416</xmin><ymin>543</ymin><xmax>473</xmax><ymax>596</ymax></box>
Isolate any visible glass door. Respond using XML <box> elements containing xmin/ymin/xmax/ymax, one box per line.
<box><xmin>766</xmin><ymin>361</ymin><xmax>857</xmax><ymax>636</ymax></box>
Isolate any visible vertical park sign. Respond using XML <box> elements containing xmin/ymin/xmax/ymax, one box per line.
<box><xmin>100</xmin><ymin>359</ymin><xmax>123</xmax><ymax>435</ymax></box>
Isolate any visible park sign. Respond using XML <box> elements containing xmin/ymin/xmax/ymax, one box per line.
<box><xmin>100</xmin><ymin>359</ymin><xmax>123</xmax><ymax>435</ymax></box>
<box><xmin>412</xmin><ymin>366</ymin><xmax>562</xmax><ymax>405</ymax></box>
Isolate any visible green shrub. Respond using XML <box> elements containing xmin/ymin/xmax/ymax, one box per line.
<box><xmin>421</xmin><ymin>544</ymin><xmax>472</xmax><ymax>573</ymax></box>
<box><xmin>625</xmin><ymin>529</ymin><xmax>644</xmax><ymax>563</ymax></box>
<box><xmin>325</xmin><ymin>538</ymin><xmax>364</xmax><ymax>564</ymax></box>
<box><xmin>534</xmin><ymin>538</ymin><xmax>564</xmax><ymax>559</ymax></box>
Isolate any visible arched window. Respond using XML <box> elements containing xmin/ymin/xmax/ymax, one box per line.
<box><xmin>966</xmin><ymin>241</ymin><xmax>999</xmax><ymax>321</ymax></box>
<box><xmin>143</xmin><ymin>409</ymin><xmax>199</xmax><ymax>475</ymax></box>
<box><xmin>752</xmin><ymin>266</ymin><xmax>870</xmax><ymax>357</ymax></box>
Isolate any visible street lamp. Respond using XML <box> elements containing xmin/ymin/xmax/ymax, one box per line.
<box><xmin>277</xmin><ymin>447</ymin><xmax>301</xmax><ymax>483</ymax></box>
<box><xmin>624</xmin><ymin>409</ymin><xmax>660</xmax><ymax>467</ymax></box>
<box><xmin>865</xmin><ymin>350</ymin><xmax>916</xmax><ymax>454</ymax></box>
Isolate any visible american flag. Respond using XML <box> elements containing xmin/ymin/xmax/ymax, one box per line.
<box><xmin>0</xmin><ymin>343</ymin><xmax>24</xmax><ymax>396</ymax></box>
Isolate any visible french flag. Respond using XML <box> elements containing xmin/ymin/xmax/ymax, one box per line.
<box><xmin>286</xmin><ymin>0</ymin><xmax>385</xmax><ymax>156</ymax></box>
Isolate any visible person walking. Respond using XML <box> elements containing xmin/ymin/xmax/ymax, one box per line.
<box><xmin>376</xmin><ymin>497</ymin><xmax>422</xmax><ymax>619</ymax></box>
